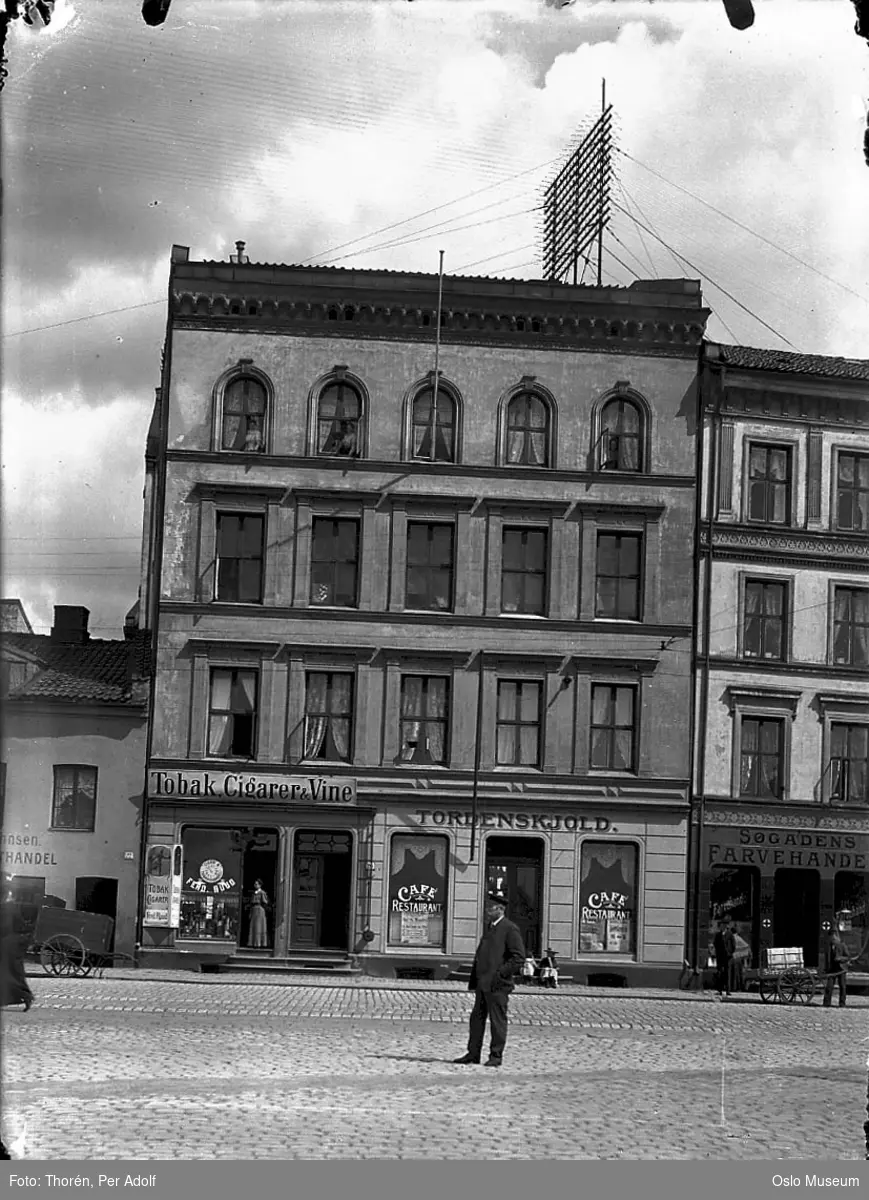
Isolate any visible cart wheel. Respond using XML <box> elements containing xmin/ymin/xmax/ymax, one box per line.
<box><xmin>758</xmin><ymin>975</ymin><xmax>777</xmax><ymax>1003</ymax></box>
<box><xmin>778</xmin><ymin>968</ymin><xmax>808</xmax><ymax>1005</ymax></box>
<box><xmin>40</xmin><ymin>934</ymin><xmax>89</xmax><ymax>977</ymax></box>
<box><xmin>794</xmin><ymin>973</ymin><xmax>816</xmax><ymax>1005</ymax></box>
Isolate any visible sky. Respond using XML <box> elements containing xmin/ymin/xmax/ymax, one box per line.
<box><xmin>2</xmin><ymin>0</ymin><xmax>868</xmax><ymax>638</ymax></box>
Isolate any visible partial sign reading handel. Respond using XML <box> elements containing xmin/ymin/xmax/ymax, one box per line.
<box><xmin>148</xmin><ymin>770</ymin><xmax>356</xmax><ymax>805</ymax></box>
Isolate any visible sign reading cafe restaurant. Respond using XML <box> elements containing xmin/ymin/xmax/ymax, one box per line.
<box><xmin>147</xmin><ymin>770</ymin><xmax>357</xmax><ymax>805</ymax></box>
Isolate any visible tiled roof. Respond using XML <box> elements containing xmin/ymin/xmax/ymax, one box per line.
<box><xmin>1</xmin><ymin>631</ymin><xmax>150</xmax><ymax>707</ymax></box>
<box><xmin>717</xmin><ymin>344</ymin><xmax>869</xmax><ymax>382</ymax></box>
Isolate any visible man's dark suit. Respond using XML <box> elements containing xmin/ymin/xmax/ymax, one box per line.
<box><xmin>465</xmin><ymin>916</ymin><xmax>526</xmax><ymax>1063</ymax></box>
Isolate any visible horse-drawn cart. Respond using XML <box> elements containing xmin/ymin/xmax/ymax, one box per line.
<box><xmin>31</xmin><ymin>907</ymin><xmax>115</xmax><ymax>977</ymax></box>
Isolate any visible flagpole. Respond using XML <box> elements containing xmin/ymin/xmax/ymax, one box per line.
<box><xmin>430</xmin><ymin>250</ymin><xmax>444</xmax><ymax>454</ymax></box>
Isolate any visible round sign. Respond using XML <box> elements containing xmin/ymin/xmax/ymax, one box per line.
<box><xmin>199</xmin><ymin>859</ymin><xmax>224</xmax><ymax>884</ymax></box>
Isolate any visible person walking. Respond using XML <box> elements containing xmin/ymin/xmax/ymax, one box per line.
<box><xmin>454</xmin><ymin>890</ymin><xmax>525</xmax><ymax>1069</ymax></box>
<box><xmin>0</xmin><ymin>898</ymin><xmax>34</xmax><ymax>1012</ymax></box>
<box><xmin>823</xmin><ymin>918</ymin><xmax>849</xmax><ymax>1008</ymax></box>
<box><xmin>713</xmin><ymin>914</ymin><xmax>736</xmax><ymax>997</ymax></box>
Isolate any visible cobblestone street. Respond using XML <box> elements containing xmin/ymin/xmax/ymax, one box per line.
<box><xmin>2</xmin><ymin>975</ymin><xmax>866</xmax><ymax>1161</ymax></box>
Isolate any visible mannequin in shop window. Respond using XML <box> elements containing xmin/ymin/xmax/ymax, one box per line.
<box><xmin>247</xmin><ymin>879</ymin><xmax>269</xmax><ymax>949</ymax></box>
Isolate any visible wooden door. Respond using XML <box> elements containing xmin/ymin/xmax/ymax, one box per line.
<box><xmin>291</xmin><ymin>854</ymin><xmax>322</xmax><ymax>947</ymax></box>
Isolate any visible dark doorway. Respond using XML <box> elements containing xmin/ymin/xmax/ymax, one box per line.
<box><xmin>485</xmin><ymin>837</ymin><xmax>544</xmax><ymax>957</ymax></box>
<box><xmin>709</xmin><ymin>865</ymin><xmax>760</xmax><ymax>968</ymax></box>
<box><xmin>774</xmin><ymin>868</ymin><xmax>821</xmax><ymax>968</ymax></box>
<box><xmin>239</xmin><ymin>828</ymin><xmax>279</xmax><ymax>950</ymax></box>
<box><xmin>75</xmin><ymin>877</ymin><xmax>118</xmax><ymax>952</ymax></box>
<box><xmin>290</xmin><ymin>829</ymin><xmax>353</xmax><ymax>950</ymax></box>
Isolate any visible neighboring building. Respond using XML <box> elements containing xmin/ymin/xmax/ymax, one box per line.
<box><xmin>0</xmin><ymin>604</ymin><xmax>150</xmax><ymax>956</ymax></box>
<box><xmin>692</xmin><ymin>345</ymin><xmax>869</xmax><ymax>976</ymax></box>
<box><xmin>139</xmin><ymin>244</ymin><xmax>709</xmax><ymax>983</ymax></box>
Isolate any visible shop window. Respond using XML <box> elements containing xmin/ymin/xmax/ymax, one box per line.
<box><xmin>310</xmin><ymin>518</ymin><xmax>359</xmax><ymax>608</ymax></box>
<box><xmin>410</xmin><ymin>385</ymin><xmax>457</xmax><ymax>463</ymax></box>
<box><xmin>579</xmin><ymin>841</ymin><xmax>638</xmax><ymax>955</ymax></box>
<box><xmin>221</xmin><ymin>376</ymin><xmax>266</xmax><ymax>453</ymax></box>
<box><xmin>316</xmin><ymin>380</ymin><xmax>362</xmax><ymax>457</ymax></box>
<box><xmin>832</xmin><ymin>587</ymin><xmax>869</xmax><ymax>667</ymax></box>
<box><xmin>836</xmin><ymin>452</ymin><xmax>869</xmax><ymax>532</ymax></box>
<box><xmin>595</xmin><ymin>533</ymin><xmax>642</xmax><ymax>621</ymax></box>
<box><xmin>739</xmin><ymin>716</ymin><xmax>784</xmax><ymax>799</ymax></box>
<box><xmin>178</xmin><ymin>828</ymin><xmax>242</xmax><ymax>941</ymax></box>
<box><xmin>835</xmin><ymin>871</ymin><xmax>869</xmax><ymax>970</ymax></box>
<box><xmin>216</xmin><ymin>513</ymin><xmax>264</xmax><ymax>603</ymax></box>
<box><xmin>709</xmin><ymin>865</ymin><xmax>759</xmax><ymax>968</ymax></box>
<box><xmin>304</xmin><ymin>671</ymin><xmax>354</xmax><ymax>762</ymax></box>
<box><xmin>399</xmin><ymin>675</ymin><xmax>449</xmax><ymax>765</ymax></box>
<box><xmin>597</xmin><ymin>397</ymin><xmax>643</xmax><ymax>472</ymax></box>
<box><xmin>208</xmin><ymin>669</ymin><xmax>258</xmax><ymax>759</ymax></box>
<box><xmin>51</xmin><ymin>765</ymin><xmax>97</xmax><ymax>831</ymax></box>
<box><xmin>496</xmin><ymin>680</ymin><xmax>541</xmax><ymax>768</ymax></box>
<box><xmin>829</xmin><ymin>723</ymin><xmax>868</xmax><ymax>805</ymax></box>
<box><xmin>501</xmin><ymin>527</ymin><xmax>547</xmax><ymax>616</ymax></box>
<box><xmin>387</xmin><ymin>834</ymin><xmax>448</xmax><ymax>948</ymax></box>
<box><xmin>743</xmin><ymin>579</ymin><xmax>786</xmax><ymax>660</ymax></box>
<box><xmin>405</xmin><ymin>522</ymin><xmax>454</xmax><ymax>612</ymax></box>
<box><xmin>504</xmin><ymin>392</ymin><xmax>551</xmax><ymax>467</ymax></box>
<box><xmin>746</xmin><ymin>444</ymin><xmax>791</xmax><ymax>524</ymax></box>
<box><xmin>590</xmin><ymin>684</ymin><xmax>637</xmax><ymax>772</ymax></box>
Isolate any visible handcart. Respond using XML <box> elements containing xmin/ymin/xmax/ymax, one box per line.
<box><xmin>31</xmin><ymin>906</ymin><xmax>115</xmax><ymax>977</ymax></box>
<box><xmin>756</xmin><ymin>946</ymin><xmax>818</xmax><ymax>1005</ymax></box>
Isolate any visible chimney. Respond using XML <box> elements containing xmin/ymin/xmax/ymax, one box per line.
<box><xmin>51</xmin><ymin>605</ymin><xmax>90</xmax><ymax>644</ymax></box>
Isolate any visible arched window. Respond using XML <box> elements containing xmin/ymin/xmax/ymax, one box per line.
<box><xmin>598</xmin><ymin>397</ymin><xmax>643</xmax><ymax>472</ymax></box>
<box><xmin>411</xmin><ymin>385</ymin><xmax>457</xmax><ymax>463</ymax></box>
<box><xmin>317</xmin><ymin>380</ymin><xmax>362</xmax><ymax>457</ymax></box>
<box><xmin>505</xmin><ymin>391</ymin><xmax>551</xmax><ymax>467</ymax></box>
<box><xmin>221</xmin><ymin>376</ymin><xmax>267</xmax><ymax>453</ymax></box>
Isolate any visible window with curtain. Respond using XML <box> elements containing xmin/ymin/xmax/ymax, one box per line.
<box><xmin>837</xmin><ymin>453</ymin><xmax>869</xmax><ymax>532</ymax></box>
<box><xmin>387</xmin><ymin>834</ymin><xmax>448</xmax><ymax>947</ymax></box>
<box><xmin>590</xmin><ymin>684</ymin><xmax>637</xmax><ymax>771</ymax></box>
<box><xmin>833</xmin><ymin>587</ymin><xmax>869</xmax><ymax>667</ymax></box>
<box><xmin>505</xmin><ymin>392</ymin><xmax>550</xmax><ymax>467</ymax></box>
<box><xmin>579</xmin><ymin>841</ymin><xmax>638</xmax><ymax>955</ymax></box>
<box><xmin>405</xmin><ymin>523</ymin><xmax>454</xmax><ymax>612</ymax></box>
<box><xmin>496</xmin><ymin>680</ymin><xmax>541</xmax><ymax>767</ymax></box>
<box><xmin>304</xmin><ymin>672</ymin><xmax>354</xmax><ymax>762</ymax></box>
<box><xmin>501</xmin><ymin>527</ymin><xmax>547</xmax><ymax>615</ymax></box>
<box><xmin>598</xmin><ymin>398</ymin><xmax>642</xmax><ymax>471</ymax></box>
<box><xmin>747</xmin><ymin>444</ymin><xmax>791</xmax><ymax>524</ymax></box>
<box><xmin>743</xmin><ymin>579</ymin><xmax>786</xmax><ymax>660</ymax></box>
<box><xmin>595</xmin><ymin>533</ymin><xmax>642</xmax><ymax>620</ymax></box>
<box><xmin>399</xmin><ymin>676</ymin><xmax>449</xmax><ymax>765</ymax></box>
<box><xmin>834</xmin><ymin>871</ymin><xmax>869</xmax><ymax>971</ymax></box>
<box><xmin>740</xmin><ymin>716</ymin><xmax>784</xmax><ymax>798</ymax></box>
<box><xmin>317</xmin><ymin>381</ymin><xmax>362</xmax><ymax>456</ymax></box>
<box><xmin>830</xmin><ymin>723</ymin><xmax>868</xmax><ymax>804</ymax></box>
<box><xmin>51</xmin><ymin>766</ymin><xmax>97</xmax><ymax>831</ymax></box>
<box><xmin>411</xmin><ymin>387</ymin><xmax>456</xmax><ymax>462</ymax></box>
<box><xmin>221</xmin><ymin>377</ymin><xmax>266</xmax><ymax>452</ymax></box>
<box><xmin>208</xmin><ymin>669</ymin><xmax>258</xmax><ymax>758</ymax></box>
<box><xmin>216</xmin><ymin>513</ymin><xmax>264</xmax><ymax>603</ymax></box>
<box><xmin>310</xmin><ymin>518</ymin><xmax>359</xmax><ymax>608</ymax></box>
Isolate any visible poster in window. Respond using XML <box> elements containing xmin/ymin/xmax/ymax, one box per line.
<box><xmin>178</xmin><ymin>828</ymin><xmax>242</xmax><ymax>941</ymax></box>
<box><xmin>143</xmin><ymin>843</ymin><xmax>182</xmax><ymax>926</ymax></box>
<box><xmin>388</xmin><ymin>834</ymin><xmax>448</xmax><ymax>948</ymax></box>
<box><xmin>579</xmin><ymin>841</ymin><xmax>637</xmax><ymax>955</ymax></box>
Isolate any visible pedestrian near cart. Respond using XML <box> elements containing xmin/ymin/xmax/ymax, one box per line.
<box><xmin>713</xmin><ymin>915</ymin><xmax>736</xmax><ymax>996</ymax></box>
<box><xmin>454</xmin><ymin>891</ymin><xmax>525</xmax><ymax>1068</ymax></box>
<box><xmin>823</xmin><ymin>919</ymin><xmax>849</xmax><ymax>1008</ymax></box>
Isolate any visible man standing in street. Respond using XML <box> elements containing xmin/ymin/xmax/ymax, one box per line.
<box><xmin>454</xmin><ymin>890</ymin><xmax>525</xmax><ymax>1069</ymax></box>
<box><xmin>823</xmin><ymin>917</ymin><xmax>850</xmax><ymax>1008</ymax></box>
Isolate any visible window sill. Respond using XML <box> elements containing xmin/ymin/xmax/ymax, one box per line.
<box><xmin>500</xmin><ymin>612</ymin><xmax>548</xmax><ymax>620</ymax></box>
<box><xmin>592</xmin><ymin>617</ymin><xmax>643</xmax><ymax>624</ymax></box>
<box><xmin>586</xmin><ymin>769</ymin><xmax>638</xmax><ymax>778</ymax></box>
<box><xmin>48</xmin><ymin>826</ymin><xmax>95</xmax><ymax>834</ymax></box>
<box><xmin>492</xmin><ymin>765</ymin><xmax>542</xmax><ymax>773</ymax></box>
<box><xmin>301</xmin><ymin>759</ymin><xmax>353</xmax><ymax>768</ymax></box>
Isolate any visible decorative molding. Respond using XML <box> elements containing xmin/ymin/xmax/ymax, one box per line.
<box><xmin>191</xmin><ymin>482</ymin><xmax>287</xmax><ymax>503</ymax></box>
<box><xmin>705</xmin><ymin>806</ymin><xmax>869</xmax><ymax>832</ymax></box>
<box><xmin>702</xmin><ymin>524</ymin><xmax>869</xmax><ymax>567</ymax></box>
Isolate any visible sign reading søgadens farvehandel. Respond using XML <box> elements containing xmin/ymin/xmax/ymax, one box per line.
<box><xmin>148</xmin><ymin>770</ymin><xmax>356</xmax><ymax>805</ymax></box>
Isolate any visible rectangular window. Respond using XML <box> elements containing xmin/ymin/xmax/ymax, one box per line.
<box><xmin>496</xmin><ymin>680</ymin><xmax>542</xmax><ymax>767</ymax></box>
<box><xmin>216</xmin><ymin>513</ymin><xmax>264</xmax><ymax>603</ymax></box>
<box><xmin>501</xmin><ymin>527</ymin><xmax>547</xmax><ymax>616</ymax></box>
<box><xmin>208</xmin><ymin>668</ymin><xmax>258</xmax><ymax>758</ymax></box>
<box><xmin>579</xmin><ymin>841</ymin><xmax>638</xmax><ymax>955</ymax></box>
<box><xmin>747</xmin><ymin>444</ymin><xmax>791</xmax><ymax>524</ymax></box>
<box><xmin>590</xmin><ymin>684</ymin><xmax>637</xmax><ymax>772</ymax></box>
<box><xmin>51</xmin><ymin>766</ymin><xmax>97</xmax><ymax>831</ymax></box>
<box><xmin>833</xmin><ymin>587</ymin><xmax>869</xmax><ymax>667</ymax></box>
<box><xmin>405</xmin><ymin>522</ymin><xmax>454</xmax><ymax>612</ymax></box>
<box><xmin>830</xmin><ymin>723</ymin><xmax>868</xmax><ymax>805</ymax></box>
<box><xmin>595</xmin><ymin>533</ymin><xmax>642</xmax><ymax>620</ymax></box>
<box><xmin>740</xmin><ymin>717</ymin><xmax>784</xmax><ymax>798</ymax></box>
<box><xmin>304</xmin><ymin>672</ymin><xmax>354</xmax><ymax>762</ymax></box>
<box><xmin>743</xmin><ymin>580</ymin><xmax>786</xmax><ymax>660</ymax></box>
<box><xmin>387</xmin><ymin>833</ymin><xmax>448</xmax><ymax>948</ymax></box>
<box><xmin>837</xmin><ymin>453</ymin><xmax>869</xmax><ymax>532</ymax></box>
<box><xmin>310</xmin><ymin>518</ymin><xmax>359</xmax><ymax>608</ymax></box>
<box><xmin>399</xmin><ymin>676</ymin><xmax>450</xmax><ymax>765</ymax></box>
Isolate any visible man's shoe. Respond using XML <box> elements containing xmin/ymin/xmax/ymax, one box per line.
<box><xmin>453</xmin><ymin>1053</ymin><xmax>480</xmax><ymax>1064</ymax></box>
<box><xmin>483</xmin><ymin>1058</ymin><xmax>502</xmax><ymax>1068</ymax></box>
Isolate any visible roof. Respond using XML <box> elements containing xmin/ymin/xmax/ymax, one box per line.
<box><xmin>1</xmin><ymin>630</ymin><xmax>150</xmax><ymax>707</ymax></box>
<box><xmin>715</xmin><ymin>344</ymin><xmax>869</xmax><ymax>383</ymax></box>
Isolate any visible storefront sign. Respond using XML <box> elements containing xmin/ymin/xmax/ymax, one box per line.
<box><xmin>708</xmin><ymin>826</ymin><xmax>868</xmax><ymax>872</ymax></box>
<box><xmin>143</xmin><ymin>844</ymin><xmax>182</xmax><ymax>927</ymax></box>
<box><xmin>0</xmin><ymin>833</ymin><xmax>58</xmax><ymax>867</ymax></box>
<box><xmin>148</xmin><ymin>770</ymin><xmax>356</xmax><ymax>805</ymax></box>
<box><xmin>414</xmin><ymin>810</ymin><xmax>610</xmax><ymax>832</ymax></box>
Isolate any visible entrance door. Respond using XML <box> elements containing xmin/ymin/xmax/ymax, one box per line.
<box><xmin>75</xmin><ymin>877</ymin><xmax>118</xmax><ymax>952</ymax></box>
<box><xmin>774</xmin><ymin>868</ymin><xmax>821</xmax><ymax>968</ymax></box>
<box><xmin>485</xmin><ymin>837</ymin><xmax>543</xmax><ymax>957</ymax></box>
<box><xmin>240</xmin><ymin>829</ymin><xmax>278</xmax><ymax>951</ymax></box>
<box><xmin>290</xmin><ymin>830</ymin><xmax>353</xmax><ymax>950</ymax></box>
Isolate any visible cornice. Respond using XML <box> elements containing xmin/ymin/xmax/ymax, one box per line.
<box><xmin>701</xmin><ymin>524</ymin><xmax>869</xmax><ymax>569</ymax></box>
<box><xmin>704</xmin><ymin>656</ymin><xmax>869</xmax><ymax>683</ymax></box>
<box><xmin>702</xmin><ymin>805</ymin><xmax>869</xmax><ymax>831</ymax></box>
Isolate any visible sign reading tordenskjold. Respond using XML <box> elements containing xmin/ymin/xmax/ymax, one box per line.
<box><xmin>147</xmin><ymin>770</ymin><xmax>357</xmax><ymax>805</ymax></box>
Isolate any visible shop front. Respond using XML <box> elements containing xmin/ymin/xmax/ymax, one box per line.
<box><xmin>701</xmin><ymin>807</ymin><xmax>869</xmax><ymax>972</ymax></box>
